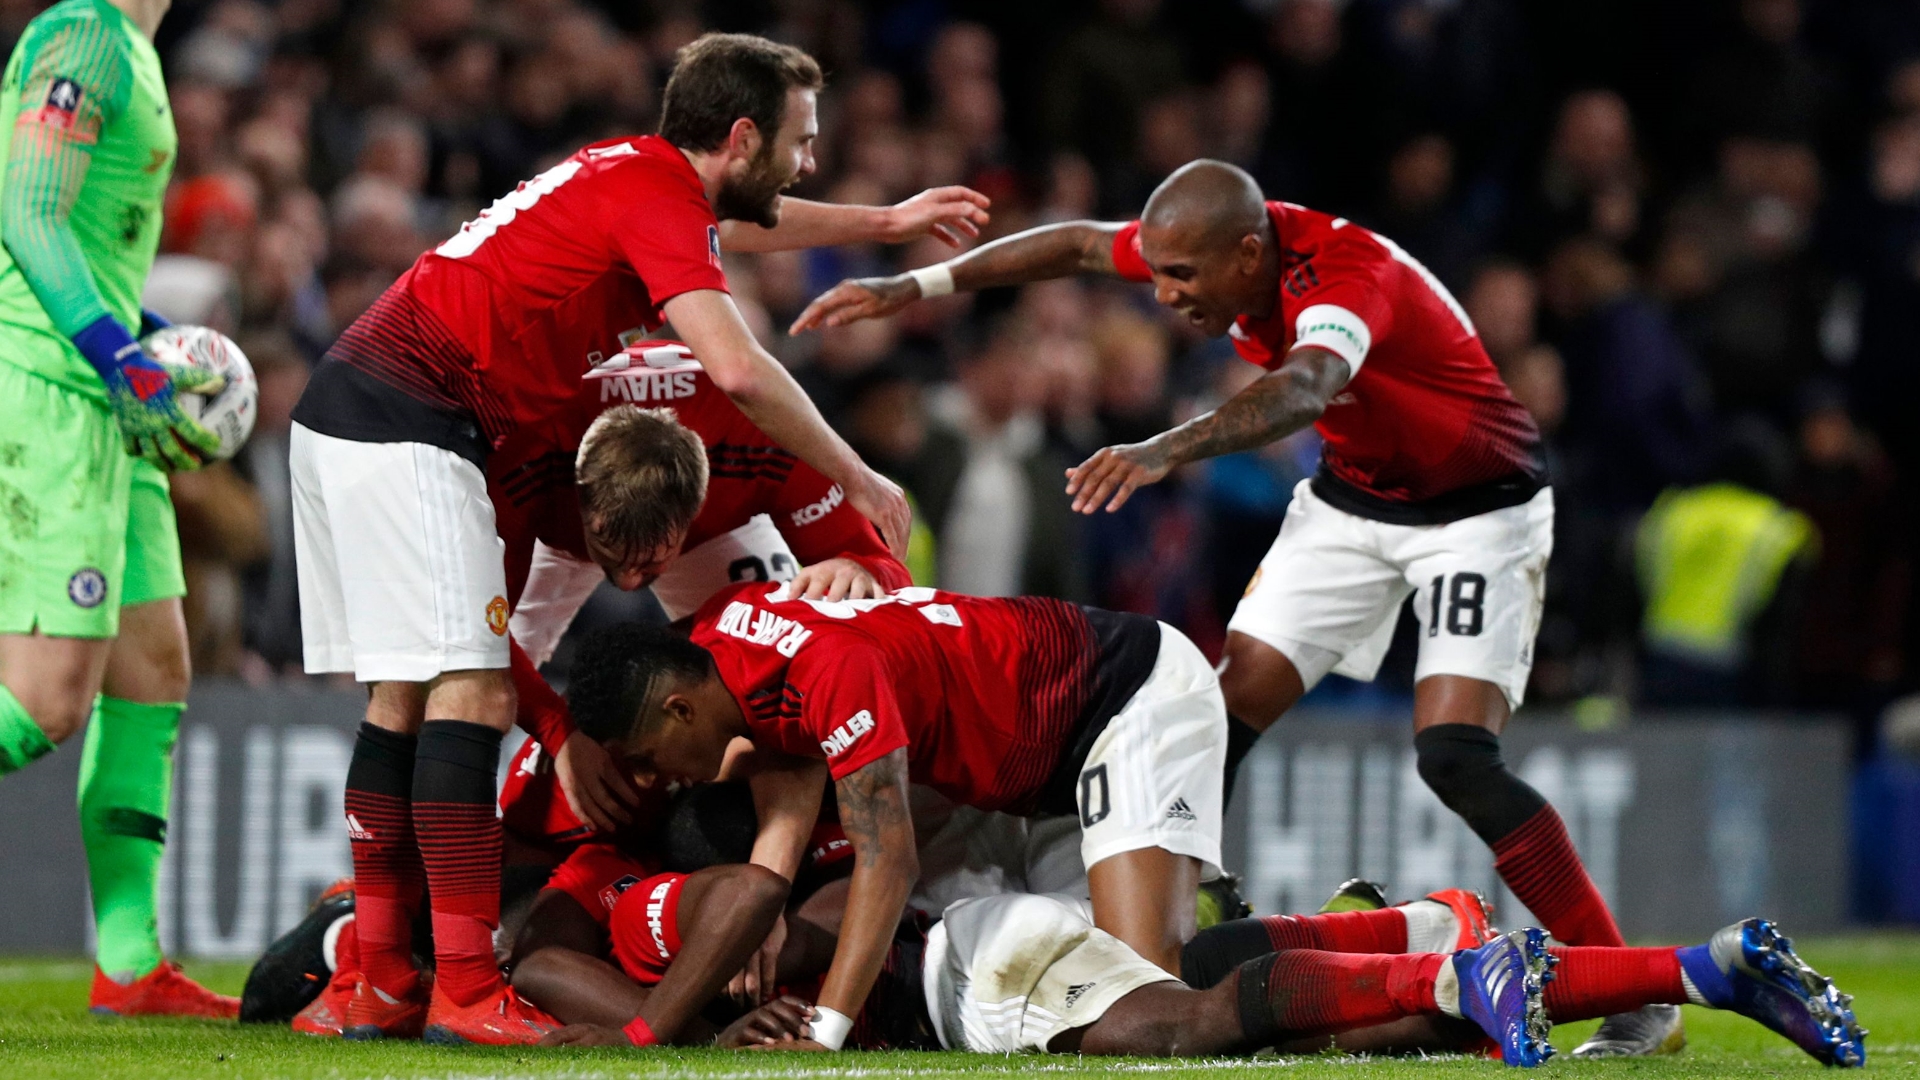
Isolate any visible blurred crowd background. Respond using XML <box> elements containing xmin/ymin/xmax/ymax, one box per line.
<box><xmin>18</xmin><ymin>0</ymin><xmax>1920</xmax><ymax>760</ymax></box>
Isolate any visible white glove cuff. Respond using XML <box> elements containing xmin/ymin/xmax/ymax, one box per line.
<box><xmin>907</xmin><ymin>263</ymin><xmax>955</xmax><ymax>298</ymax></box>
<box><xmin>809</xmin><ymin>1005</ymin><xmax>854</xmax><ymax>1049</ymax></box>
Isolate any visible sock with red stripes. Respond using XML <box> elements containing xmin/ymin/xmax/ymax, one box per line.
<box><xmin>343</xmin><ymin>723</ymin><xmax>424</xmax><ymax>998</ymax></box>
<box><xmin>1182</xmin><ymin>908</ymin><xmax>1412</xmax><ymax>989</ymax></box>
<box><xmin>1492</xmin><ymin>806</ymin><xmax>1627</xmax><ymax>947</ymax></box>
<box><xmin>1542</xmin><ymin>947</ymin><xmax>1688</xmax><ymax>1021</ymax></box>
<box><xmin>413</xmin><ymin>720</ymin><xmax>505</xmax><ymax>1008</ymax></box>
<box><xmin>1416</xmin><ymin>724</ymin><xmax>1626</xmax><ymax>947</ymax></box>
<box><xmin>1234</xmin><ymin>949</ymin><xmax>1445</xmax><ymax>1046</ymax></box>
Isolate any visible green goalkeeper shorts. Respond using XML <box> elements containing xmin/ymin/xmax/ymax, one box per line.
<box><xmin>0</xmin><ymin>361</ymin><xmax>184</xmax><ymax>639</ymax></box>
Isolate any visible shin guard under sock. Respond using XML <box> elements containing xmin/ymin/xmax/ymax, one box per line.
<box><xmin>413</xmin><ymin>720</ymin><xmax>505</xmax><ymax>1007</ymax></box>
<box><xmin>1543</xmin><ymin>947</ymin><xmax>1688</xmax><ymax>1021</ymax></box>
<box><xmin>1183</xmin><ymin>908</ymin><xmax>1414</xmax><ymax>988</ymax></box>
<box><xmin>1235</xmin><ymin>950</ymin><xmax>1444</xmax><ymax>1046</ymax></box>
<box><xmin>0</xmin><ymin>685</ymin><xmax>54</xmax><ymax>774</ymax></box>
<box><xmin>78</xmin><ymin>696</ymin><xmax>179</xmax><ymax>980</ymax></box>
<box><xmin>345</xmin><ymin>723</ymin><xmax>424</xmax><ymax>997</ymax></box>
<box><xmin>1493</xmin><ymin>806</ymin><xmax>1627</xmax><ymax>947</ymax></box>
<box><xmin>1416</xmin><ymin>724</ymin><xmax>1625</xmax><ymax>947</ymax></box>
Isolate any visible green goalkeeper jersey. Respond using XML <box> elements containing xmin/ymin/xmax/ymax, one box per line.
<box><xmin>0</xmin><ymin>0</ymin><xmax>174</xmax><ymax>402</ymax></box>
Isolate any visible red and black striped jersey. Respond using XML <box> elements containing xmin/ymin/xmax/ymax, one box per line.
<box><xmin>691</xmin><ymin>582</ymin><xmax>1159</xmax><ymax>815</ymax></box>
<box><xmin>1114</xmin><ymin>201</ymin><xmax>1545</xmax><ymax>523</ymax></box>
<box><xmin>312</xmin><ymin>135</ymin><xmax>728</xmax><ymax>445</ymax></box>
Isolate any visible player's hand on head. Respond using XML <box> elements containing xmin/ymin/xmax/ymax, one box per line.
<box><xmin>789</xmin><ymin>275</ymin><xmax>920</xmax><ymax>334</ymax></box>
<box><xmin>882</xmin><ymin>186</ymin><xmax>991</xmax><ymax>248</ymax></box>
<box><xmin>1065</xmin><ymin>442</ymin><xmax>1173</xmax><ymax>514</ymax></box>
<box><xmin>718</xmin><ymin>995</ymin><xmax>814</xmax><ymax>1047</ymax></box>
<box><xmin>554</xmin><ymin>730</ymin><xmax>641</xmax><ymax>833</ymax></box>
<box><xmin>539</xmin><ymin>1022</ymin><xmax>632</xmax><ymax>1047</ymax></box>
<box><xmin>106</xmin><ymin>350</ymin><xmax>224</xmax><ymax>473</ymax></box>
<box><xmin>843</xmin><ymin>467</ymin><xmax>912</xmax><ymax>561</ymax></box>
<box><xmin>791</xmin><ymin>559</ymin><xmax>881</xmax><ymax>602</ymax></box>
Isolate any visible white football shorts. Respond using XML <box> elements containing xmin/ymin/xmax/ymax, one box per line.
<box><xmin>292</xmin><ymin>422</ymin><xmax>509</xmax><ymax>681</ymax></box>
<box><xmin>924</xmin><ymin>891</ymin><xmax>1179</xmax><ymax>1052</ymax></box>
<box><xmin>1075</xmin><ymin>621</ymin><xmax>1225</xmax><ymax>879</ymax></box>
<box><xmin>1228</xmin><ymin>480</ymin><xmax>1554</xmax><ymax>710</ymax></box>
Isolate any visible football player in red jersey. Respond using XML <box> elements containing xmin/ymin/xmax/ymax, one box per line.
<box><xmin>561</xmin><ymin>582</ymin><xmax>1229</xmax><ymax>1050</ymax></box>
<box><xmin>286</xmin><ymin>33</ymin><xmax>987</xmax><ymax>1045</ymax></box>
<box><xmin>794</xmin><ymin>159</ymin><xmax>1676</xmax><ymax>1057</ymax></box>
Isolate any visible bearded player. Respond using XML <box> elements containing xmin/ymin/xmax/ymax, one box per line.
<box><xmin>276</xmin><ymin>340</ymin><xmax>910</xmax><ymax>1035</ymax></box>
<box><xmin>0</xmin><ymin>0</ymin><xmax>235</xmax><ymax>1017</ymax></box>
<box><xmin>795</xmin><ymin>159</ymin><xmax>1675</xmax><ymax>1056</ymax></box>
<box><xmin>289</xmin><ymin>32</ymin><xmax>985</xmax><ymax>1044</ymax></box>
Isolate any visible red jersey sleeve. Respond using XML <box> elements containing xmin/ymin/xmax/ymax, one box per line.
<box><xmin>1111</xmin><ymin>221</ymin><xmax>1151</xmax><ymax>283</ymax></box>
<box><xmin>1279</xmin><ymin>244</ymin><xmax>1397</xmax><ymax>374</ymax></box>
<box><xmin>772</xmin><ymin>462</ymin><xmax>912</xmax><ymax>591</ymax></box>
<box><xmin>603</xmin><ymin>164</ymin><xmax>730</xmax><ymax>314</ymax></box>
<box><xmin>511</xmin><ymin>637</ymin><xmax>575</xmax><ymax>749</ymax></box>
<box><xmin>789</xmin><ymin>643</ymin><xmax>909</xmax><ymax>781</ymax></box>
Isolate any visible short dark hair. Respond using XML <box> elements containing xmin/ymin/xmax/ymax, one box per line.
<box><xmin>576</xmin><ymin>406</ymin><xmax>708</xmax><ymax>563</ymax></box>
<box><xmin>565</xmin><ymin>623</ymin><xmax>716</xmax><ymax>742</ymax></box>
<box><xmin>658</xmin><ymin>32</ymin><xmax>824</xmax><ymax>152</ymax></box>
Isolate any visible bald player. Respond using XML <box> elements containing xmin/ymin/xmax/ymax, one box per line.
<box><xmin>793</xmin><ymin>160</ymin><xmax>1676</xmax><ymax>1059</ymax></box>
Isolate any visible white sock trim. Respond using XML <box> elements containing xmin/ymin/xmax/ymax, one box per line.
<box><xmin>1399</xmin><ymin>900</ymin><xmax>1458</xmax><ymax>954</ymax></box>
<box><xmin>1434</xmin><ymin>960</ymin><xmax>1463</xmax><ymax>1018</ymax></box>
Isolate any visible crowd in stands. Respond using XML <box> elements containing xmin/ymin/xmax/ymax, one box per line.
<box><xmin>25</xmin><ymin>0</ymin><xmax>1920</xmax><ymax>749</ymax></box>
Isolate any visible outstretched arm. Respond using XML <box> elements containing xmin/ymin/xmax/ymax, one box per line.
<box><xmin>664</xmin><ymin>289</ymin><xmax>912</xmax><ymax>558</ymax></box>
<box><xmin>790</xmin><ymin>220</ymin><xmax>1129</xmax><ymax>332</ymax></box>
<box><xmin>719</xmin><ymin>188</ymin><xmax>990</xmax><ymax>253</ymax></box>
<box><xmin>802</xmin><ymin>748</ymin><xmax>916</xmax><ymax>1050</ymax></box>
<box><xmin>1065</xmin><ymin>346</ymin><xmax>1350</xmax><ymax>513</ymax></box>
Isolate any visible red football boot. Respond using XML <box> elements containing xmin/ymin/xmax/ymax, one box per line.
<box><xmin>90</xmin><ymin>961</ymin><xmax>240</xmax><ymax>1019</ymax></box>
<box><xmin>1424</xmin><ymin>888</ymin><xmax>1498</xmax><ymax>950</ymax></box>
<box><xmin>340</xmin><ymin>972</ymin><xmax>431</xmax><ymax>1040</ymax></box>
<box><xmin>291</xmin><ymin>962</ymin><xmax>359</xmax><ymax>1036</ymax></box>
<box><xmin>422</xmin><ymin>980</ymin><xmax>560</xmax><ymax>1045</ymax></box>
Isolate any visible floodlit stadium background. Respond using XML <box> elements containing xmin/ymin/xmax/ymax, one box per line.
<box><xmin>1</xmin><ymin>0</ymin><xmax>1918</xmax><ymax>949</ymax></box>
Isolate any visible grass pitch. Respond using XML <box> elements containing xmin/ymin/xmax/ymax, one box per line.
<box><xmin>1</xmin><ymin>935</ymin><xmax>1917</xmax><ymax>1079</ymax></box>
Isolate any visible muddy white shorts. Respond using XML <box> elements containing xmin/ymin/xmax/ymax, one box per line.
<box><xmin>925</xmin><ymin>892</ymin><xmax>1179</xmax><ymax>1052</ymax></box>
<box><xmin>292</xmin><ymin>422</ymin><xmax>509</xmax><ymax>681</ymax></box>
<box><xmin>1228</xmin><ymin>481</ymin><xmax>1553</xmax><ymax>709</ymax></box>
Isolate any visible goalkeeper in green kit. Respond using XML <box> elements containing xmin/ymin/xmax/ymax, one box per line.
<box><xmin>0</xmin><ymin>0</ymin><xmax>235</xmax><ymax>1017</ymax></box>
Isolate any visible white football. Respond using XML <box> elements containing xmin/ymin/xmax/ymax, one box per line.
<box><xmin>142</xmin><ymin>325</ymin><xmax>257</xmax><ymax>461</ymax></box>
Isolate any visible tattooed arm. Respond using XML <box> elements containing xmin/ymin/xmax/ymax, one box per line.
<box><xmin>1064</xmin><ymin>346</ymin><xmax>1351</xmax><ymax>513</ymax></box>
<box><xmin>805</xmin><ymin>748</ymin><xmax>917</xmax><ymax>1045</ymax></box>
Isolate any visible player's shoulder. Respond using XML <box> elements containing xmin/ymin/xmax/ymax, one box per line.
<box><xmin>20</xmin><ymin>0</ymin><xmax>135</xmax><ymax>59</ymax></box>
<box><xmin>572</xmin><ymin>135</ymin><xmax>704</xmax><ymax>194</ymax></box>
<box><xmin>583</xmin><ymin>340</ymin><xmax>744</xmax><ymax>434</ymax></box>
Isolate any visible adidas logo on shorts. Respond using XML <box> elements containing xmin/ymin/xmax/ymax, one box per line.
<box><xmin>1063</xmin><ymin>982</ymin><xmax>1095</xmax><ymax>1009</ymax></box>
<box><xmin>1165</xmin><ymin>798</ymin><xmax>1197</xmax><ymax>821</ymax></box>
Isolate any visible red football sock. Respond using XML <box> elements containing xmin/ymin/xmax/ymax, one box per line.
<box><xmin>1492</xmin><ymin>806</ymin><xmax>1627</xmax><ymax>947</ymax></box>
<box><xmin>344</xmin><ymin>725</ymin><xmax>425</xmax><ymax>999</ymax></box>
<box><xmin>1258</xmin><ymin>909</ymin><xmax>1410</xmax><ymax>954</ymax></box>
<box><xmin>1543</xmin><ymin>947</ymin><xmax>1687</xmax><ymax>1021</ymax></box>
<box><xmin>413</xmin><ymin>720</ymin><xmax>506</xmax><ymax>1008</ymax></box>
<box><xmin>1237</xmin><ymin>950</ymin><xmax>1444</xmax><ymax>1043</ymax></box>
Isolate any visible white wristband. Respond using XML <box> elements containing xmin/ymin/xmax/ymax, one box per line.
<box><xmin>906</xmin><ymin>262</ymin><xmax>954</xmax><ymax>298</ymax></box>
<box><xmin>809</xmin><ymin>1004</ymin><xmax>854</xmax><ymax>1050</ymax></box>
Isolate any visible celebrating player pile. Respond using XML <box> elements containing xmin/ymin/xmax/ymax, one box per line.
<box><xmin>0</xmin><ymin>0</ymin><xmax>237</xmax><ymax>1018</ymax></box>
<box><xmin>288</xmin><ymin>32</ymin><xmax>986</xmax><ymax>1044</ymax></box>
<box><xmin>797</xmin><ymin>158</ymin><xmax>1673</xmax><ymax>1056</ymax></box>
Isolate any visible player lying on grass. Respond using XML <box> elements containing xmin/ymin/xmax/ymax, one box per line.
<box><xmin>289</xmin><ymin>30</ymin><xmax>984</xmax><ymax>1044</ymax></box>
<box><xmin>281</xmin><ymin>347</ymin><xmax>913</xmax><ymax>1036</ymax></box>
<box><xmin>520</xmin><ymin>864</ymin><xmax>1865</xmax><ymax>1067</ymax></box>
<box><xmin>793</xmin><ymin>157</ymin><xmax>1667</xmax><ymax>1057</ymax></box>
<box><xmin>560</xmin><ymin>582</ymin><xmax>1228</xmax><ymax>1050</ymax></box>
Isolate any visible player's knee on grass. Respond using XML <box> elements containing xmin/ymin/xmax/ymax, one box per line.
<box><xmin>1057</xmin><ymin>980</ymin><xmax>1240</xmax><ymax>1057</ymax></box>
<box><xmin>1219</xmin><ymin>633</ymin><xmax>1305</xmax><ymax>731</ymax></box>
